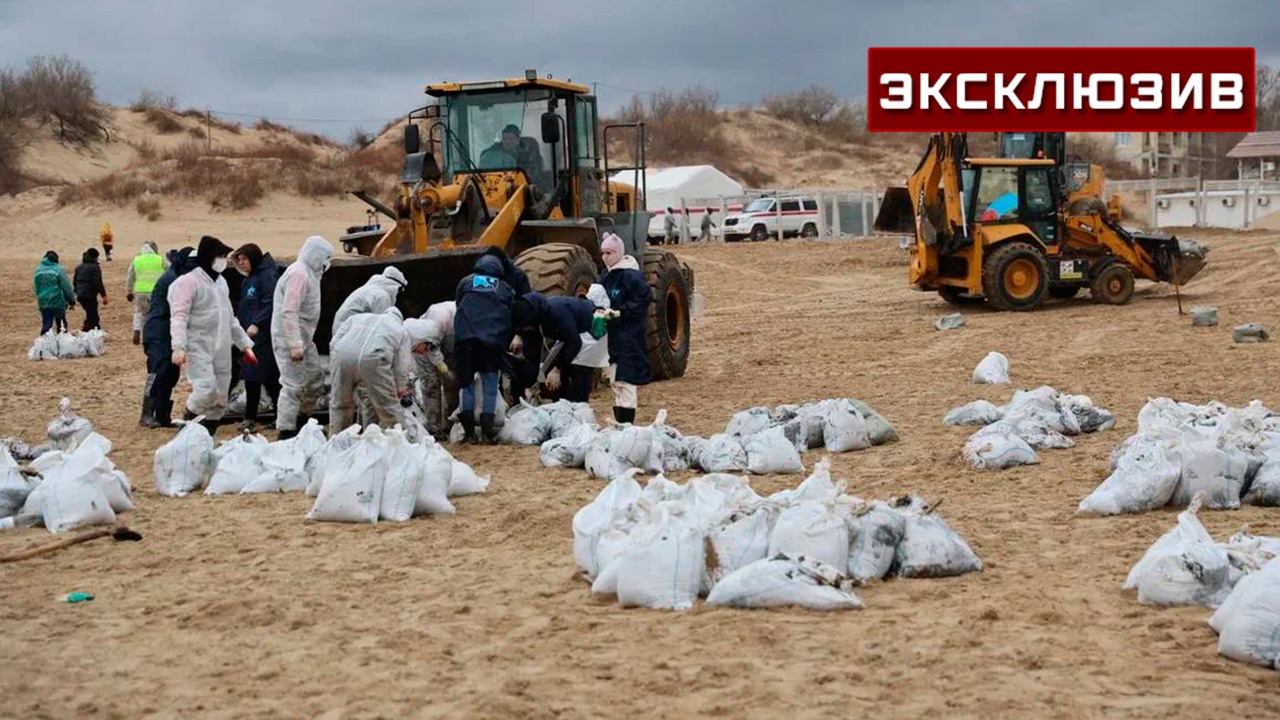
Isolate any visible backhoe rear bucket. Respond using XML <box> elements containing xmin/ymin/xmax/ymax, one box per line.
<box><xmin>874</xmin><ymin>187</ymin><xmax>915</xmax><ymax>234</ymax></box>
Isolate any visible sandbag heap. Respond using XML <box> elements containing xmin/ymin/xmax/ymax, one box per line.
<box><xmin>1</xmin><ymin>399</ymin><xmax>133</xmax><ymax>534</ymax></box>
<box><xmin>153</xmin><ymin>418</ymin><xmax>488</xmax><ymax>524</ymax></box>
<box><xmin>945</xmin><ymin>386</ymin><xmax>1116</xmax><ymax>471</ymax></box>
<box><xmin>1122</xmin><ymin>493</ymin><xmax>1280</xmax><ymax>671</ymax></box>
<box><xmin>574</xmin><ymin>458</ymin><xmax>981</xmax><ymax>611</ymax></box>
<box><xmin>542</xmin><ymin>399</ymin><xmax>897</xmax><ymax>479</ymax></box>
<box><xmin>28</xmin><ymin>329</ymin><xmax>107</xmax><ymax>361</ymax></box>
<box><xmin>1078</xmin><ymin>397</ymin><xmax>1280</xmax><ymax>516</ymax></box>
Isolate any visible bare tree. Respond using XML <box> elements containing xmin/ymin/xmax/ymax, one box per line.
<box><xmin>763</xmin><ymin>85</ymin><xmax>839</xmax><ymax>126</ymax></box>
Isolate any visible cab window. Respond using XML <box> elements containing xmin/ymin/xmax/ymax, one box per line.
<box><xmin>977</xmin><ymin>166</ymin><xmax>1019</xmax><ymax>222</ymax></box>
<box><xmin>1023</xmin><ymin>168</ymin><xmax>1054</xmax><ymax>213</ymax></box>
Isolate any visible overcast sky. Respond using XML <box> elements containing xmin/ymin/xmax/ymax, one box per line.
<box><xmin>1</xmin><ymin>0</ymin><xmax>1276</xmax><ymax>139</ymax></box>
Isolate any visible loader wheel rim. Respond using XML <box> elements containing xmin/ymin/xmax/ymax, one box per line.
<box><xmin>665</xmin><ymin>285</ymin><xmax>686</xmax><ymax>352</ymax></box>
<box><xmin>1004</xmin><ymin>259</ymin><xmax>1040</xmax><ymax>300</ymax></box>
<box><xmin>1106</xmin><ymin>276</ymin><xmax>1124</xmax><ymax>295</ymax></box>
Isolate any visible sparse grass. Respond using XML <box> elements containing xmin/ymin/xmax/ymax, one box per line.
<box><xmin>254</xmin><ymin>118</ymin><xmax>287</xmax><ymax>133</ymax></box>
<box><xmin>135</xmin><ymin>194</ymin><xmax>161</xmax><ymax>220</ymax></box>
<box><xmin>187</xmin><ymin>126</ymin><xmax>206</xmax><ymax>140</ymax></box>
<box><xmin>144</xmin><ymin>107</ymin><xmax>183</xmax><ymax>134</ymax></box>
<box><xmin>131</xmin><ymin>89</ymin><xmax>177</xmax><ymax>112</ymax></box>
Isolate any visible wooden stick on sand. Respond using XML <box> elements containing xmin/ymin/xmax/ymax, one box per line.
<box><xmin>0</xmin><ymin>525</ymin><xmax>141</xmax><ymax>563</ymax></box>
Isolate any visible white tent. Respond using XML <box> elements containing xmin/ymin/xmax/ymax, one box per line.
<box><xmin>607</xmin><ymin>165</ymin><xmax>745</xmax><ymax>239</ymax></box>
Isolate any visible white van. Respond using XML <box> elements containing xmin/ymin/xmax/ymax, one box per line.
<box><xmin>721</xmin><ymin>196</ymin><xmax>821</xmax><ymax>242</ymax></box>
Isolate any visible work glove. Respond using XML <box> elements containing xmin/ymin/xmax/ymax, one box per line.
<box><xmin>247</xmin><ymin>324</ymin><xmax>258</xmax><ymax>338</ymax></box>
<box><xmin>126</xmin><ymin>293</ymin><xmax>134</xmax><ymax>303</ymax></box>
<box><xmin>171</xmin><ymin>349</ymin><xmax>186</xmax><ymax>367</ymax></box>
<box><xmin>290</xmin><ymin>346</ymin><xmax>305</xmax><ymax>362</ymax></box>
<box><xmin>243</xmin><ymin>348</ymin><xmax>259</xmax><ymax>366</ymax></box>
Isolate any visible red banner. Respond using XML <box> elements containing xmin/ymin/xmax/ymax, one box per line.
<box><xmin>866</xmin><ymin>47</ymin><xmax>1256</xmax><ymax>132</ymax></box>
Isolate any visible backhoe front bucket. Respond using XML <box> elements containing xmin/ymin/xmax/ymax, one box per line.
<box><xmin>874</xmin><ymin>187</ymin><xmax>915</xmax><ymax>234</ymax></box>
<box><xmin>1137</xmin><ymin>234</ymin><xmax>1209</xmax><ymax>287</ymax></box>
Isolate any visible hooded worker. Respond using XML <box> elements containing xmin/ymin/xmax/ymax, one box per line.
<box><xmin>73</xmin><ymin>247</ymin><xmax>108</xmax><ymax>331</ymax></box>
<box><xmin>232</xmin><ymin>243</ymin><xmax>283</xmax><ymax>430</ymax></box>
<box><xmin>331</xmin><ymin>266</ymin><xmax>408</xmax><ymax>337</ymax></box>
<box><xmin>413</xmin><ymin>301</ymin><xmax>458</xmax><ymax>439</ymax></box>
<box><xmin>141</xmin><ymin>246</ymin><xmax>197</xmax><ymax>428</ymax></box>
<box><xmin>99</xmin><ymin>221</ymin><xmax>114</xmax><ymax>261</ymax></box>
<box><xmin>125</xmin><ymin>241</ymin><xmax>167</xmax><ymax>345</ymax></box>
<box><xmin>33</xmin><ymin>250</ymin><xmax>75</xmax><ymax>335</ymax></box>
<box><xmin>272</xmin><ymin>235</ymin><xmax>334</xmax><ymax>439</ymax></box>
<box><xmin>453</xmin><ymin>253</ymin><xmax>515</xmax><ymax>443</ymax></box>
<box><xmin>599</xmin><ymin>232</ymin><xmax>652</xmax><ymax>424</ymax></box>
<box><xmin>169</xmin><ymin>235</ymin><xmax>257</xmax><ymax>430</ymax></box>
<box><xmin>510</xmin><ymin>290</ymin><xmax>598</xmax><ymax>403</ymax></box>
<box><xmin>328</xmin><ymin>308</ymin><xmax>436</xmax><ymax>438</ymax></box>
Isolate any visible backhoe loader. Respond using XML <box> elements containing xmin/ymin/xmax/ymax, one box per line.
<box><xmin>313</xmin><ymin>71</ymin><xmax>693</xmax><ymax>381</ymax></box>
<box><xmin>873</xmin><ymin>132</ymin><xmax>1207</xmax><ymax>311</ymax></box>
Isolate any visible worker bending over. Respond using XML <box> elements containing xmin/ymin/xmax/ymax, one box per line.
<box><xmin>413</xmin><ymin>301</ymin><xmax>457</xmax><ymax>439</ymax></box>
<box><xmin>331</xmin><ymin>266</ymin><xmax>408</xmax><ymax>337</ymax></box>
<box><xmin>328</xmin><ymin>308</ymin><xmax>436</xmax><ymax>438</ymax></box>
<box><xmin>453</xmin><ymin>255</ymin><xmax>515</xmax><ymax>444</ymax></box>
<box><xmin>510</xmin><ymin>289</ymin><xmax>602</xmax><ymax>403</ymax></box>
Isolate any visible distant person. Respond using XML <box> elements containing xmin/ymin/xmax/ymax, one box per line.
<box><xmin>141</xmin><ymin>246</ymin><xmax>197</xmax><ymax>428</ymax></box>
<box><xmin>598</xmin><ymin>233</ymin><xmax>652</xmax><ymax>424</ymax></box>
<box><xmin>232</xmin><ymin>243</ymin><xmax>284</xmax><ymax>431</ymax></box>
<box><xmin>664</xmin><ymin>208</ymin><xmax>677</xmax><ymax>245</ymax></box>
<box><xmin>125</xmin><ymin>241</ymin><xmax>167</xmax><ymax>345</ymax></box>
<box><xmin>272</xmin><ymin>235</ymin><xmax>334</xmax><ymax>440</ymax></box>
<box><xmin>33</xmin><ymin>250</ymin><xmax>75</xmax><ymax>335</ymax></box>
<box><xmin>168</xmin><ymin>236</ymin><xmax>256</xmax><ymax>431</ymax></box>
<box><xmin>99</xmin><ymin>222</ymin><xmax>114</xmax><ymax>262</ymax></box>
<box><xmin>699</xmin><ymin>209</ymin><xmax>716</xmax><ymax>242</ymax></box>
<box><xmin>453</xmin><ymin>254</ymin><xmax>516</xmax><ymax>444</ymax></box>
<box><xmin>73</xmin><ymin>248</ymin><xmax>108</xmax><ymax>332</ymax></box>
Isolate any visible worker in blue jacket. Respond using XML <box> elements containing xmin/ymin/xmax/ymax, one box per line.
<box><xmin>453</xmin><ymin>254</ymin><xmax>515</xmax><ymax>444</ymax></box>
<box><xmin>598</xmin><ymin>233</ymin><xmax>652</xmax><ymax>424</ymax></box>
<box><xmin>511</xmin><ymin>290</ymin><xmax>597</xmax><ymax>403</ymax></box>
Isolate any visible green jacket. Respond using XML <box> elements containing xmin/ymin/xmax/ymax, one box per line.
<box><xmin>33</xmin><ymin>258</ymin><xmax>75</xmax><ymax>312</ymax></box>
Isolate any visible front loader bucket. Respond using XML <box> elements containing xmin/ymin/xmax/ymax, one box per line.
<box><xmin>312</xmin><ymin>248</ymin><xmax>489</xmax><ymax>355</ymax></box>
<box><xmin>1136</xmin><ymin>233</ymin><xmax>1210</xmax><ymax>287</ymax></box>
<box><xmin>874</xmin><ymin>187</ymin><xmax>915</xmax><ymax>234</ymax></box>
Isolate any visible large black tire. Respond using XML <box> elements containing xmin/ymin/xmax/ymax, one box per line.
<box><xmin>801</xmin><ymin>223</ymin><xmax>819</xmax><ymax>238</ymax></box>
<box><xmin>982</xmin><ymin>241</ymin><xmax>1049</xmax><ymax>311</ymax></box>
<box><xmin>938</xmin><ymin>286</ymin><xmax>984</xmax><ymax>306</ymax></box>
<box><xmin>750</xmin><ymin>224</ymin><xmax>768</xmax><ymax>242</ymax></box>
<box><xmin>1091</xmin><ymin>263</ymin><xmax>1135</xmax><ymax>305</ymax></box>
<box><xmin>515</xmin><ymin>243</ymin><xmax>598</xmax><ymax>298</ymax></box>
<box><xmin>643</xmin><ymin>249</ymin><xmax>692</xmax><ymax>381</ymax></box>
<box><xmin>1049</xmin><ymin>285</ymin><xmax>1082</xmax><ymax>300</ymax></box>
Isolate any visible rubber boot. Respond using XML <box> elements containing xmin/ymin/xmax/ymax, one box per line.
<box><xmin>156</xmin><ymin>399</ymin><xmax>175</xmax><ymax>428</ymax></box>
<box><xmin>139</xmin><ymin>397</ymin><xmax>157</xmax><ymax>428</ymax></box>
<box><xmin>132</xmin><ymin>330</ymin><xmax>141</xmax><ymax>346</ymax></box>
<box><xmin>613</xmin><ymin>406</ymin><xmax>636</xmax><ymax>425</ymax></box>
<box><xmin>458</xmin><ymin>414</ymin><xmax>477</xmax><ymax>445</ymax></box>
<box><xmin>480</xmin><ymin>412</ymin><xmax>499</xmax><ymax>445</ymax></box>
<box><xmin>277</xmin><ymin>427</ymin><xmax>298</xmax><ymax>441</ymax></box>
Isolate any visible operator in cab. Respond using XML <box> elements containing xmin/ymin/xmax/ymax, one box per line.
<box><xmin>485</xmin><ymin>124</ymin><xmax>546</xmax><ymax>186</ymax></box>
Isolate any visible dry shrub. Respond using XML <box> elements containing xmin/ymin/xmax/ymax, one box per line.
<box><xmin>609</xmin><ymin>87</ymin><xmax>730</xmax><ymax>165</ymax></box>
<box><xmin>187</xmin><ymin>126</ymin><xmax>206</xmax><ymax>140</ymax></box>
<box><xmin>143</xmin><ymin>107</ymin><xmax>183</xmax><ymax>133</ymax></box>
<box><xmin>135</xmin><ymin>194</ymin><xmax>161</xmax><ymax>221</ymax></box>
<box><xmin>132</xmin><ymin>89</ymin><xmax>177</xmax><ymax>112</ymax></box>
<box><xmin>348</xmin><ymin>126</ymin><xmax>374</xmax><ymax>149</ymax></box>
<box><xmin>349</xmin><ymin>143</ymin><xmax>402</xmax><ymax>176</ymax></box>
<box><xmin>239</xmin><ymin>142</ymin><xmax>317</xmax><ymax>164</ymax></box>
<box><xmin>132</xmin><ymin>138</ymin><xmax>157</xmax><ymax>161</ymax></box>
<box><xmin>22</xmin><ymin>54</ymin><xmax>108</xmax><ymax>146</ymax></box>
<box><xmin>254</xmin><ymin>118</ymin><xmax>287</xmax><ymax>133</ymax></box>
<box><xmin>763</xmin><ymin>85</ymin><xmax>839</xmax><ymax>127</ymax></box>
<box><xmin>809</xmin><ymin>151</ymin><xmax>847</xmax><ymax>171</ymax></box>
<box><xmin>55</xmin><ymin>184</ymin><xmax>80</xmax><ymax>206</ymax></box>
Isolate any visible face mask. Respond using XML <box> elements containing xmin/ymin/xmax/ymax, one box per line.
<box><xmin>212</xmin><ymin>257</ymin><xmax>228</xmax><ymax>273</ymax></box>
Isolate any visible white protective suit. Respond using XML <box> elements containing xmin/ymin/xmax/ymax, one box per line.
<box><xmin>412</xmin><ymin>302</ymin><xmax>457</xmax><ymax>437</ymax></box>
<box><xmin>331</xmin><ymin>267</ymin><xmax>407</xmax><ymax>337</ymax></box>
<box><xmin>272</xmin><ymin>236</ymin><xmax>334</xmax><ymax>431</ymax></box>
<box><xmin>169</xmin><ymin>268</ymin><xmax>253</xmax><ymax>421</ymax></box>
<box><xmin>329</xmin><ymin>309</ymin><xmax>434</xmax><ymax>435</ymax></box>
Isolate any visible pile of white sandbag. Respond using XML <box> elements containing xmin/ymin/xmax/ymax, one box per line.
<box><xmin>574</xmin><ymin>458</ymin><xmax>981</xmax><ymax>611</ymax></box>
<box><xmin>27</xmin><ymin>329</ymin><xmax>107</xmax><ymax>361</ymax></box>
<box><xmin>944</xmin><ymin>386</ymin><xmax>1116</xmax><ymax>471</ymax></box>
<box><xmin>153</xmin><ymin>416</ymin><xmax>488</xmax><ymax>525</ymax></box>
<box><xmin>1</xmin><ymin>399</ymin><xmax>134</xmax><ymax>534</ymax></box>
<box><xmin>1121</xmin><ymin>492</ymin><xmax>1280</xmax><ymax>671</ymax></box>
<box><xmin>542</xmin><ymin>398</ymin><xmax>897</xmax><ymax>479</ymax></box>
<box><xmin>1078</xmin><ymin>397</ymin><xmax>1280</xmax><ymax>515</ymax></box>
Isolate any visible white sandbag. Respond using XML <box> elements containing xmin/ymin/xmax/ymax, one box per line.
<box><xmin>613</xmin><ymin>423</ymin><xmax>659</xmax><ymax>473</ymax></box>
<box><xmin>497</xmin><ymin>400</ymin><xmax>553</xmax><ymax>446</ymax></box>
<box><xmin>845</xmin><ymin>400</ymin><xmax>899</xmax><ymax>445</ymax></box>
<box><xmin>744</xmin><ymin>426</ymin><xmax>805</xmax><ymax>475</ymax></box>
<box><xmin>1210</xmin><ymin>570</ymin><xmax>1259</xmax><ymax>634</ymax></box>
<box><xmin>0</xmin><ymin>468</ymin><xmax>32</xmax><ymax>517</ymax></box>
<box><xmin>1244</xmin><ymin>460</ymin><xmax>1280</xmax><ymax>506</ymax></box>
<box><xmin>1078</xmin><ymin>431</ymin><xmax>1181</xmax><ymax>515</ymax></box>
<box><xmin>1169</xmin><ymin>426</ymin><xmax>1250</xmax><ymax>510</ymax></box>
<box><xmin>847</xmin><ymin>502</ymin><xmax>907</xmax><ymax>582</ymax></box>
<box><xmin>589</xmin><ymin>526</ymin><xmax>635</xmax><ymax>597</ymax></box>
<box><xmin>414</xmin><ymin>444</ymin><xmax>456</xmax><ymax>516</ymax></box>
<box><xmin>651</xmin><ymin>410</ymin><xmax>690</xmax><ymax>473</ymax></box>
<box><xmin>615</xmin><ymin>507</ymin><xmax>704</xmax><ymax>610</ymax></box>
<box><xmin>447</xmin><ymin>460</ymin><xmax>489</xmax><ymax>497</ymax></box>
<box><xmin>1122</xmin><ymin>496</ymin><xmax>1233</xmax><ymax>607</ymax></box>
<box><xmin>37</xmin><ymin>468</ymin><xmax>116</xmax><ymax>534</ymax></box>
<box><xmin>305</xmin><ymin>424</ymin><xmax>361</xmax><ymax>497</ymax></box>
<box><xmin>205</xmin><ymin>440</ymin><xmax>268</xmax><ymax>495</ymax></box>
<box><xmin>962</xmin><ymin>422</ymin><xmax>1038</xmax><ymax>470</ymax></box>
<box><xmin>572</xmin><ymin>469</ymin><xmax>644</xmax><ymax>579</ymax></box>
<box><xmin>894</xmin><ymin>508</ymin><xmax>983</xmax><ymax>578</ymax></box>
<box><xmin>244</xmin><ymin>420</ymin><xmax>324</xmax><ymax>494</ymax></box>
<box><xmin>46</xmin><ymin>398</ymin><xmax>94</xmax><ymax>453</ymax></box>
<box><xmin>28</xmin><ymin>332</ymin><xmax>59</xmax><ymax>360</ymax></box>
<box><xmin>153</xmin><ymin>420</ymin><xmax>214</xmax><ymax>497</ymax></box>
<box><xmin>306</xmin><ymin>426</ymin><xmax>389</xmax><ymax>524</ymax></box>
<box><xmin>1217</xmin><ymin>557</ymin><xmax>1280</xmax><ymax>667</ymax></box>
<box><xmin>725</xmin><ymin>407</ymin><xmax>773</xmax><ymax>438</ymax></box>
<box><xmin>80</xmin><ymin>329</ymin><xmax>107</xmax><ymax>357</ymax></box>
<box><xmin>706</xmin><ymin>555</ymin><xmax>864</xmax><ymax>611</ymax></box>
<box><xmin>1062</xmin><ymin>394</ymin><xmax>1117</xmax><ymax>433</ymax></box>
<box><xmin>821</xmin><ymin>400</ymin><xmax>872</xmax><ymax>453</ymax></box>
<box><xmin>102</xmin><ymin>470</ymin><xmax>136</xmax><ymax>514</ymax></box>
<box><xmin>584</xmin><ymin>428</ymin><xmax>628</xmax><ymax>480</ymax></box>
<box><xmin>539</xmin><ymin>422</ymin><xmax>596</xmax><ymax>469</ymax></box>
<box><xmin>769</xmin><ymin>457</ymin><xmax>840</xmax><ymax>506</ymax></box>
<box><xmin>212</xmin><ymin>431</ymin><xmax>267</xmax><ymax>465</ymax></box>
<box><xmin>379</xmin><ymin>428</ymin><xmax>421</xmax><ymax>522</ymax></box>
<box><xmin>943</xmin><ymin>400</ymin><xmax>1004</xmax><ymax>427</ymax></box>
<box><xmin>708</xmin><ymin>509</ymin><xmax>774</xmax><ymax>583</ymax></box>
<box><xmin>55</xmin><ymin>332</ymin><xmax>87</xmax><ymax>359</ymax></box>
<box><xmin>973</xmin><ymin>351</ymin><xmax>1010</xmax><ymax>384</ymax></box>
<box><xmin>29</xmin><ymin>450</ymin><xmax>66</xmax><ymax>476</ymax></box>
<box><xmin>768</xmin><ymin>500</ymin><xmax>849</xmax><ymax>570</ymax></box>
<box><xmin>695</xmin><ymin>434</ymin><xmax>749</xmax><ymax>473</ymax></box>
<box><xmin>56</xmin><ymin>442</ymin><xmax>135</xmax><ymax>514</ymax></box>
<box><xmin>76</xmin><ymin>432</ymin><xmax>113</xmax><ymax>458</ymax></box>
<box><xmin>544</xmin><ymin>400</ymin><xmax>596</xmax><ymax>439</ymax></box>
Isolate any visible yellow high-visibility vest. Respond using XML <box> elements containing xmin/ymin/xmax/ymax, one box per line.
<box><xmin>132</xmin><ymin>253</ymin><xmax>163</xmax><ymax>293</ymax></box>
